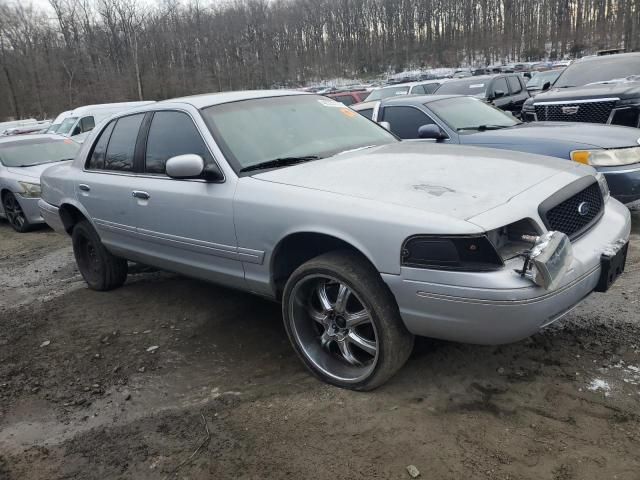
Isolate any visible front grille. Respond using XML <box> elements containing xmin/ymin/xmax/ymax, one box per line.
<box><xmin>542</xmin><ymin>182</ymin><xmax>604</xmax><ymax>239</ymax></box>
<box><xmin>534</xmin><ymin>100</ymin><xmax>616</xmax><ymax>123</ymax></box>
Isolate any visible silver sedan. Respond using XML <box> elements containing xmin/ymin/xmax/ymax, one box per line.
<box><xmin>0</xmin><ymin>135</ymin><xmax>79</xmax><ymax>232</ymax></box>
<box><xmin>38</xmin><ymin>91</ymin><xmax>631</xmax><ymax>389</ymax></box>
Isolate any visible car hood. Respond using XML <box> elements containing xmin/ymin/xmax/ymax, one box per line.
<box><xmin>533</xmin><ymin>81</ymin><xmax>640</xmax><ymax>102</ymax></box>
<box><xmin>252</xmin><ymin>142</ymin><xmax>585</xmax><ymax>221</ymax></box>
<box><xmin>5</xmin><ymin>162</ymin><xmax>66</xmax><ymax>181</ymax></box>
<box><xmin>461</xmin><ymin>122</ymin><xmax>640</xmax><ymax>149</ymax></box>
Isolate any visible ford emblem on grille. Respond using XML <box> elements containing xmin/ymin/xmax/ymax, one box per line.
<box><xmin>577</xmin><ymin>201</ymin><xmax>591</xmax><ymax>216</ymax></box>
<box><xmin>562</xmin><ymin>106</ymin><xmax>580</xmax><ymax>115</ymax></box>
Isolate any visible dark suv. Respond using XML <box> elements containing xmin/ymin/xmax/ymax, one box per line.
<box><xmin>434</xmin><ymin>74</ymin><xmax>530</xmax><ymax>116</ymax></box>
<box><xmin>522</xmin><ymin>53</ymin><xmax>640</xmax><ymax>127</ymax></box>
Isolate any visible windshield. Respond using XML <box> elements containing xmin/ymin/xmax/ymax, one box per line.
<box><xmin>0</xmin><ymin>138</ymin><xmax>80</xmax><ymax>167</ymax></box>
<box><xmin>56</xmin><ymin>116</ymin><xmax>78</xmax><ymax>135</ymax></box>
<box><xmin>527</xmin><ymin>70</ymin><xmax>562</xmax><ymax>89</ymax></box>
<box><xmin>201</xmin><ymin>95</ymin><xmax>397</xmax><ymax>172</ymax></box>
<box><xmin>434</xmin><ymin>79</ymin><xmax>488</xmax><ymax>96</ymax></box>
<box><xmin>554</xmin><ymin>56</ymin><xmax>640</xmax><ymax>87</ymax></box>
<box><xmin>427</xmin><ymin>96</ymin><xmax>520</xmax><ymax>131</ymax></box>
<box><xmin>365</xmin><ymin>86</ymin><xmax>410</xmax><ymax>101</ymax></box>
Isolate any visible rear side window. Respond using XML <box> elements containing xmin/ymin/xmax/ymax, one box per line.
<box><xmin>507</xmin><ymin>76</ymin><xmax>522</xmax><ymax>94</ymax></box>
<box><xmin>357</xmin><ymin>108</ymin><xmax>374</xmax><ymax>120</ymax></box>
<box><xmin>422</xmin><ymin>83</ymin><xmax>440</xmax><ymax>94</ymax></box>
<box><xmin>87</xmin><ymin>121</ymin><xmax>115</xmax><ymax>170</ymax></box>
<box><xmin>145</xmin><ymin>111</ymin><xmax>212</xmax><ymax>175</ymax></box>
<box><xmin>80</xmin><ymin>116</ymin><xmax>95</xmax><ymax>132</ymax></box>
<box><xmin>334</xmin><ymin>95</ymin><xmax>355</xmax><ymax>106</ymax></box>
<box><xmin>411</xmin><ymin>85</ymin><xmax>426</xmax><ymax>94</ymax></box>
<box><xmin>103</xmin><ymin>114</ymin><xmax>144</xmax><ymax>171</ymax></box>
<box><xmin>492</xmin><ymin>77</ymin><xmax>509</xmax><ymax>96</ymax></box>
<box><xmin>382</xmin><ymin>106</ymin><xmax>436</xmax><ymax>139</ymax></box>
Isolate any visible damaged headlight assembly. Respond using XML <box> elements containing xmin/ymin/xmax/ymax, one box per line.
<box><xmin>401</xmin><ymin>235</ymin><xmax>503</xmax><ymax>271</ymax></box>
<box><xmin>17</xmin><ymin>181</ymin><xmax>42</xmax><ymax>198</ymax></box>
<box><xmin>517</xmin><ymin>231</ymin><xmax>573</xmax><ymax>290</ymax></box>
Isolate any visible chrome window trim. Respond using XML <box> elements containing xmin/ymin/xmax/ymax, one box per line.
<box><xmin>533</xmin><ymin>97</ymin><xmax>620</xmax><ymax>106</ymax></box>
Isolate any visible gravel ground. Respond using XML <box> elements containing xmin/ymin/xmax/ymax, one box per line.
<box><xmin>0</xmin><ymin>213</ymin><xmax>639</xmax><ymax>480</ymax></box>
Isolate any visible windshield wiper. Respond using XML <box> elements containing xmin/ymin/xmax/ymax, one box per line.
<box><xmin>457</xmin><ymin>124</ymin><xmax>511</xmax><ymax>131</ymax></box>
<box><xmin>239</xmin><ymin>156</ymin><xmax>320</xmax><ymax>173</ymax></box>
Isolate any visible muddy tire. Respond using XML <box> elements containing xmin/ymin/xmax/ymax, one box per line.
<box><xmin>282</xmin><ymin>250</ymin><xmax>414</xmax><ymax>391</ymax></box>
<box><xmin>72</xmin><ymin>220</ymin><xmax>128</xmax><ymax>291</ymax></box>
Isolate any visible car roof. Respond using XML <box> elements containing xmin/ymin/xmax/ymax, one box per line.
<box><xmin>381</xmin><ymin>94</ymin><xmax>464</xmax><ymax>106</ymax></box>
<box><xmin>0</xmin><ymin>134</ymin><xmax>68</xmax><ymax>146</ymax></box>
<box><xmin>574</xmin><ymin>52</ymin><xmax>640</xmax><ymax>63</ymax></box>
<box><xmin>164</xmin><ymin>90</ymin><xmax>309</xmax><ymax>109</ymax></box>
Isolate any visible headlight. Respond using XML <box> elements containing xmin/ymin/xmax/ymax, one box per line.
<box><xmin>17</xmin><ymin>181</ymin><xmax>41</xmax><ymax>198</ymax></box>
<box><xmin>401</xmin><ymin>235</ymin><xmax>503</xmax><ymax>271</ymax></box>
<box><xmin>595</xmin><ymin>172</ymin><xmax>610</xmax><ymax>201</ymax></box>
<box><xmin>522</xmin><ymin>100</ymin><xmax>535</xmax><ymax>112</ymax></box>
<box><xmin>570</xmin><ymin>146</ymin><xmax>640</xmax><ymax>167</ymax></box>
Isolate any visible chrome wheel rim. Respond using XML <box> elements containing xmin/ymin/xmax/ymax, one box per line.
<box><xmin>289</xmin><ymin>274</ymin><xmax>378</xmax><ymax>383</ymax></box>
<box><xmin>3</xmin><ymin>194</ymin><xmax>25</xmax><ymax>230</ymax></box>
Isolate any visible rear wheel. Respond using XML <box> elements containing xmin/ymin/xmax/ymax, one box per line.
<box><xmin>72</xmin><ymin>220</ymin><xmax>128</xmax><ymax>291</ymax></box>
<box><xmin>283</xmin><ymin>250</ymin><xmax>414</xmax><ymax>390</ymax></box>
<box><xmin>2</xmin><ymin>192</ymin><xmax>31</xmax><ymax>233</ymax></box>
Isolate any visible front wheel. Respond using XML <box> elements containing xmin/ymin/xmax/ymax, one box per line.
<box><xmin>2</xmin><ymin>192</ymin><xmax>31</xmax><ymax>233</ymax></box>
<box><xmin>283</xmin><ymin>250</ymin><xmax>414</xmax><ymax>390</ymax></box>
<box><xmin>72</xmin><ymin>220</ymin><xmax>128</xmax><ymax>291</ymax></box>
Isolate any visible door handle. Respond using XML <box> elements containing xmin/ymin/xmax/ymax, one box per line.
<box><xmin>132</xmin><ymin>190</ymin><xmax>150</xmax><ymax>200</ymax></box>
<box><xmin>78</xmin><ymin>184</ymin><xmax>91</xmax><ymax>192</ymax></box>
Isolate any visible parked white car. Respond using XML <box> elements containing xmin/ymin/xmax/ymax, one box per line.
<box><xmin>56</xmin><ymin>102</ymin><xmax>155</xmax><ymax>138</ymax></box>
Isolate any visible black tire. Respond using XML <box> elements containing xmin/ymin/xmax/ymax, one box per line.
<box><xmin>282</xmin><ymin>250</ymin><xmax>414</xmax><ymax>391</ymax></box>
<box><xmin>2</xmin><ymin>192</ymin><xmax>32</xmax><ymax>233</ymax></box>
<box><xmin>71</xmin><ymin>220</ymin><xmax>128</xmax><ymax>291</ymax></box>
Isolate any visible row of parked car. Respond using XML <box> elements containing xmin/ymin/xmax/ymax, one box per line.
<box><xmin>0</xmin><ymin>53</ymin><xmax>636</xmax><ymax>391</ymax></box>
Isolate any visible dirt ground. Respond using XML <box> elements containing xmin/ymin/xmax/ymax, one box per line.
<box><xmin>0</xmin><ymin>214</ymin><xmax>639</xmax><ymax>480</ymax></box>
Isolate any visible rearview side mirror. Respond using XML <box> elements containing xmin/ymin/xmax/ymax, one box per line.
<box><xmin>166</xmin><ymin>154</ymin><xmax>205</xmax><ymax>179</ymax></box>
<box><xmin>379</xmin><ymin>121</ymin><xmax>391</xmax><ymax>130</ymax></box>
<box><xmin>542</xmin><ymin>81</ymin><xmax>551</xmax><ymax>91</ymax></box>
<box><xmin>418</xmin><ymin>124</ymin><xmax>447</xmax><ymax>141</ymax></box>
<box><xmin>492</xmin><ymin>89</ymin><xmax>506</xmax><ymax>99</ymax></box>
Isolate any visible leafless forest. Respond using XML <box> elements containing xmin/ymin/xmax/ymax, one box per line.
<box><xmin>1</xmin><ymin>0</ymin><xmax>639</xmax><ymax>119</ymax></box>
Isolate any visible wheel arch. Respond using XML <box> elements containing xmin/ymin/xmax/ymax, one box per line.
<box><xmin>58</xmin><ymin>201</ymin><xmax>91</xmax><ymax>234</ymax></box>
<box><xmin>270</xmin><ymin>230</ymin><xmax>379</xmax><ymax>300</ymax></box>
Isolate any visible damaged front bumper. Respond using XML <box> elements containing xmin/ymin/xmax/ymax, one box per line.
<box><xmin>38</xmin><ymin>200</ymin><xmax>66</xmax><ymax>234</ymax></box>
<box><xmin>382</xmin><ymin>198</ymin><xmax>631</xmax><ymax>345</ymax></box>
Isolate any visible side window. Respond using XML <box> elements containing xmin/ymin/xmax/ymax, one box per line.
<box><xmin>334</xmin><ymin>95</ymin><xmax>355</xmax><ymax>106</ymax></box>
<box><xmin>104</xmin><ymin>114</ymin><xmax>145</xmax><ymax>172</ymax></box>
<box><xmin>507</xmin><ymin>76</ymin><xmax>522</xmax><ymax>94</ymax></box>
<box><xmin>422</xmin><ymin>83</ymin><xmax>439</xmax><ymax>94</ymax></box>
<box><xmin>491</xmin><ymin>77</ymin><xmax>509</xmax><ymax>96</ymax></box>
<box><xmin>87</xmin><ymin>121</ymin><xmax>116</xmax><ymax>170</ymax></box>
<box><xmin>80</xmin><ymin>116</ymin><xmax>95</xmax><ymax>132</ymax></box>
<box><xmin>145</xmin><ymin>111</ymin><xmax>213</xmax><ymax>175</ymax></box>
<box><xmin>358</xmin><ymin>108</ymin><xmax>374</xmax><ymax>120</ymax></box>
<box><xmin>411</xmin><ymin>85</ymin><xmax>426</xmax><ymax>95</ymax></box>
<box><xmin>382</xmin><ymin>106</ymin><xmax>436</xmax><ymax>139</ymax></box>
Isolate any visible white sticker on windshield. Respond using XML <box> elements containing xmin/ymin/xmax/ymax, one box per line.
<box><xmin>318</xmin><ymin>99</ymin><xmax>345</xmax><ymax>107</ymax></box>
<box><xmin>469</xmin><ymin>84</ymin><xmax>485</xmax><ymax>89</ymax></box>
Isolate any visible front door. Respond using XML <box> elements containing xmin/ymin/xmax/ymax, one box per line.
<box><xmin>128</xmin><ymin>109</ymin><xmax>245</xmax><ymax>288</ymax></box>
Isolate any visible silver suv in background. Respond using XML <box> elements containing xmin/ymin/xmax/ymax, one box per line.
<box><xmin>39</xmin><ymin>91</ymin><xmax>630</xmax><ymax>389</ymax></box>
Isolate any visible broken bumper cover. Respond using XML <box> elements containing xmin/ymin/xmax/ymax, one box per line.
<box><xmin>38</xmin><ymin>200</ymin><xmax>66</xmax><ymax>234</ymax></box>
<box><xmin>16</xmin><ymin>194</ymin><xmax>44</xmax><ymax>225</ymax></box>
<box><xmin>382</xmin><ymin>198</ymin><xmax>631</xmax><ymax>345</ymax></box>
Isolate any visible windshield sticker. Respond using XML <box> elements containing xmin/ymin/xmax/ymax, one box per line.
<box><xmin>318</xmin><ymin>99</ymin><xmax>345</xmax><ymax>107</ymax></box>
<box><xmin>469</xmin><ymin>84</ymin><xmax>485</xmax><ymax>89</ymax></box>
<box><xmin>340</xmin><ymin>108</ymin><xmax>357</xmax><ymax>118</ymax></box>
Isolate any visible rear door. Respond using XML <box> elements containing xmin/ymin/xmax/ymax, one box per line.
<box><xmin>128</xmin><ymin>109</ymin><xmax>245</xmax><ymax>288</ymax></box>
<box><xmin>506</xmin><ymin>75</ymin><xmax>529</xmax><ymax>115</ymax></box>
<box><xmin>74</xmin><ymin>113</ymin><xmax>145</xmax><ymax>253</ymax></box>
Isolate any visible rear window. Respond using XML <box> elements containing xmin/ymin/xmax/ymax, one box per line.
<box><xmin>0</xmin><ymin>138</ymin><xmax>79</xmax><ymax>167</ymax></box>
<box><xmin>435</xmin><ymin>79</ymin><xmax>488</xmax><ymax>96</ymax></box>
